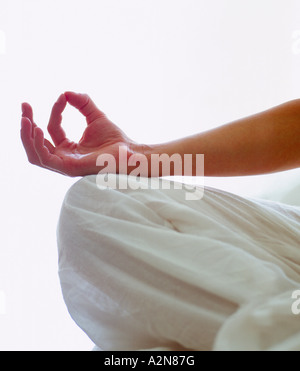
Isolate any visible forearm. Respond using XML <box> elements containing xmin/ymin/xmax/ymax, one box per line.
<box><xmin>137</xmin><ymin>99</ymin><xmax>300</xmax><ymax>177</ymax></box>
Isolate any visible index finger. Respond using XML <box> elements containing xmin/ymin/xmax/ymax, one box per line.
<box><xmin>47</xmin><ymin>93</ymin><xmax>68</xmax><ymax>146</ymax></box>
<box><xmin>64</xmin><ymin>91</ymin><xmax>106</xmax><ymax>125</ymax></box>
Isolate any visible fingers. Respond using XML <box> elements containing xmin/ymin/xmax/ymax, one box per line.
<box><xmin>20</xmin><ymin>97</ymin><xmax>72</xmax><ymax>176</ymax></box>
<box><xmin>21</xmin><ymin>92</ymin><xmax>105</xmax><ymax>177</ymax></box>
<box><xmin>22</xmin><ymin>102</ymin><xmax>37</xmax><ymax>137</ymax></box>
<box><xmin>20</xmin><ymin>116</ymin><xmax>43</xmax><ymax>166</ymax></box>
<box><xmin>21</xmin><ymin>115</ymin><xmax>54</xmax><ymax>163</ymax></box>
<box><xmin>64</xmin><ymin>91</ymin><xmax>106</xmax><ymax>125</ymax></box>
<box><xmin>47</xmin><ymin>93</ymin><xmax>67</xmax><ymax>146</ymax></box>
<box><xmin>33</xmin><ymin>126</ymin><xmax>65</xmax><ymax>175</ymax></box>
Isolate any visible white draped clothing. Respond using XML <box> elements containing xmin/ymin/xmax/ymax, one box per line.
<box><xmin>57</xmin><ymin>175</ymin><xmax>300</xmax><ymax>351</ymax></box>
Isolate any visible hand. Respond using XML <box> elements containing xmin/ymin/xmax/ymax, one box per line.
<box><xmin>21</xmin><ymin>92</ymin><xmax>140</xmax><ymax>177</ymax></box>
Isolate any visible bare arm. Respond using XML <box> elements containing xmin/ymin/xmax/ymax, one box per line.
<box><xmin>21</xmin><ymin>93</ymin><xmax>300</xmax><ymax>177</ymax></box>
<box><xmin>141</xmin><ymin>99</ymin><xmax>300</xmax><ymax>176</ymax></box>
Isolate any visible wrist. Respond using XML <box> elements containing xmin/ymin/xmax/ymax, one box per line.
<box><xmin>130</xmin><ymin>141</ymin><xmax>204</xmax><ymax>177</ymax></box>
<box><xmin>127</xmin><ymin>142</ymin><xmax>157</xmax><ymax>177</ymax></box>
<box><xmin>128</xmin><ymin>141</ymin><xmax>188</xmax><ymax>177</ymax></box>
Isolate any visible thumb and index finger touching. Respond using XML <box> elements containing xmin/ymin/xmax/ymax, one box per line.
<box><xmin>22</xmin><ymin>91</ymin><xmax>106</xmax><ymax>147</ymax></box>
<box><xmin>48</xmin><ymin>92</ymin><xmax>106</xmax><ymax>145</ymax></box>
<box><xmin>64</xmin><ymin>91</ymin><xmax>106</xmax><ymax>124</ymax></box>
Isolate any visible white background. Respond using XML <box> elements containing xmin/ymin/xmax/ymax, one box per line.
<box><xmin>0</xmin><ymin>0</ymin><xmax>299</xmax><ymax>350</ymax></box>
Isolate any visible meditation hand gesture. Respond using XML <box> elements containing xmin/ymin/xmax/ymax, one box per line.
<box><xmin>21</xmin><ymin>92</ymin><xmax>139</xmax><ymax>177</ymax></box>
<box><xmin>21</xmin><ymin>92</ymin><xmax>300</xmax><ymax>177</ymax></box>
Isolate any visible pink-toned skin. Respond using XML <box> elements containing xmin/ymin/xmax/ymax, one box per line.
<box><xmin>21</xmin><ymin>92</ymin><xmax>300</xmax><ymax>178</ymax></box>
<box><xmin>20</xmin><ymin>91</ymin><xmax>137</xmax><ymax>177</ymax></box>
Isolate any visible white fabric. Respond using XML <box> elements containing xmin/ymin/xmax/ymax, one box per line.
<box><xmin>57</xmin><ymin>174</ymin><xmax>300</xmax><ymax>351</ymax></box>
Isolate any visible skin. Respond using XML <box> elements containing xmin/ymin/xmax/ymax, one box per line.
<box><xmin>20</xmin><ymin>92</ymin><xmax>300</xmax><ymax>177</ymax></box>
<box><xmin>20</xmin><ymin>92</ymin><xmax>138</xmax><ymax>177</ymax></box>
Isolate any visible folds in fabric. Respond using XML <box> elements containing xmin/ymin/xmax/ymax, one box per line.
<box><xmin>57</xmin><ymin>175</ymin><xmax>300</xmax><ymax>351</ymax></box>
